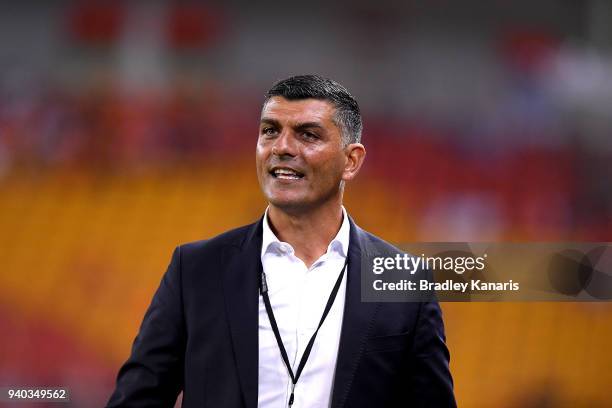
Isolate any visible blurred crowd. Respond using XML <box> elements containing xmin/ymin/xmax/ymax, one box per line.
<box><xmin>0</xmin><ymin>69</ymin><xmax>610</xmax><ymax>240</ymax></box>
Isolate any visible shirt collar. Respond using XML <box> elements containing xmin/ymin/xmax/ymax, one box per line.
<box><xmin>261</xmin><ymin>206</ymin><xmax>350</xmax><ymax>259</ymax></box>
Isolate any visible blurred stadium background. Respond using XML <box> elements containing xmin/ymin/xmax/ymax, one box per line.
<box><xmin>0</xmin><ymin>1</ymin><xmax>611</xmax><ymax>407</ymax></box>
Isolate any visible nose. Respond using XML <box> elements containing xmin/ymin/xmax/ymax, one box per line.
<box><xmin>271</xmin><ymin>130</ymin><xmax>297</xmax><ymax>158</ymax></box>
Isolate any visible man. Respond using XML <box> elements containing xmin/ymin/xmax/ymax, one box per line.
<box><xmin>108</xmin><ymin>75</ymin><xmax>455</xmax><ymax>407</ymax></box>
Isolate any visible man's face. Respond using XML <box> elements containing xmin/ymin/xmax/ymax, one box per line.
<box><xmin>256</xmin><ymin>96</ymin><xmax>351</xmax><ymax>212</ymax></box>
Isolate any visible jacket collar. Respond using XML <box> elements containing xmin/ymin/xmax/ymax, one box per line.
<box><xmin>330</xmin><ymin>217</ymin><xmax>380</xmax><ymax>408</ymax></box>
<box><xmin>222</xmin><ymin>218</ymin><xmax>263</xmax><ymax>408</ymax></box>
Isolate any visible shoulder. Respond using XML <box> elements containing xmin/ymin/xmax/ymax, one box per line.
<box><xmin>178</xmin><ymin>220</ymin><xmax>259</xmax><ymax>261</ymax></box>
<box><xmin>352</xmin><ymin>223</ymin><xmax>404</xmax><ymax>256</ymax></box>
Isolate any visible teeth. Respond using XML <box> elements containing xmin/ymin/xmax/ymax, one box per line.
<box><xmin>277</xmin><ymin>169</ymin><xmax>296</xmax><ymax>175</ymax></box>
<box><xmin>273</xmin><ymin>168</ymin><xmax>302</xmax><ymax>179</ymax></box>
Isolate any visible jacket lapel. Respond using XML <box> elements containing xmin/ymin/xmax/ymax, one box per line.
<box><xmin>222</xmin><ymin>220</ymin><xmax>263</xmax><ymax>408</ymax></box>
<box><xmin>331</xmin><ymin>219</ymin><xmax>380</xmax><ymax>408</ymax></box>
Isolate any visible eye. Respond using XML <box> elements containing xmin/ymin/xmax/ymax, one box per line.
<box><xmin>262</xmin><ymin>127</ymin><xmax>278</xmax><ymax>136</ymax></box>
<box><xmin>302</xmin><ymin>131</ymin><xmax>319</xmax><ymax>140</ymax></box>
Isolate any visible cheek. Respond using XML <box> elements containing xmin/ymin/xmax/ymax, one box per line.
<box><xmin>312</xmin><ymin>159</ymin><xmax>346</xmax><ymax>186</ymax></box>
<box><xmin>256</xmin><ymin>145</ymin><xmax>269</xmax><ymax>166</ymax></box>
<box><xmin>255</xmin><ymin>143</ymin><xmax>264</xmax><ymax>159</ymax></box>
<box><xmin>255</xmin><ymin>152</ymin><xmax>268</xmax><ymax>184</ymax></box>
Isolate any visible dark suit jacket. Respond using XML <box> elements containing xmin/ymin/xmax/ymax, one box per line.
<box><xmin>107</xmin><ymin>217</ymin><xmax>456</xmax><ymax>407</ymax></box>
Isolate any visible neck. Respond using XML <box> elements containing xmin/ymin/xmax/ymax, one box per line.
<box><xmin>267</xmin><ymin>203</ymin><xmax>344</xmax><ymax>268</ymax></box>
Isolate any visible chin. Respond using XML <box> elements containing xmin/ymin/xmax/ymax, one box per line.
<box><xmin>267</xmin><ymin>195</ymin><xmax>310</xmax><ymax>211</ymax></box>
<box><xmin>268</xmin><ymin>197</ymin><xmax>304</xmax><ymax>209</ymax></box>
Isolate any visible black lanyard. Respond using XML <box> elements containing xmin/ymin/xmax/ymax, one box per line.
<box><xmin>260</xmin><ymin>257</ymin><xmax>348</xmax><ymax>407</ymax></box>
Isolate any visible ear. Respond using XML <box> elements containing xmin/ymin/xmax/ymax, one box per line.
<box><xmin>342</xmin><ymin>143</ymin><xmax>366</xmax><ymax>182</ymax></box>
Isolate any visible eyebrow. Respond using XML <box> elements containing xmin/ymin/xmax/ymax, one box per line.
<box><xmin>260</xmin><ymin>117</ymin><xmax>325</xmax><ymax>131</ymax></box>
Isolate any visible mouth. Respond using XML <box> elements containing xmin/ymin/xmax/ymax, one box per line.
<box><xmin>269</xmin><ymin>167</ymin><xmax>305</xmax><ymax>180</ymax></box>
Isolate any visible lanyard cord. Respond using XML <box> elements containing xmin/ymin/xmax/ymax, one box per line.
<box><xmin>260</xmin><ymin>257</ymin><xmax>348</xmax><ymax>407</ymax></box>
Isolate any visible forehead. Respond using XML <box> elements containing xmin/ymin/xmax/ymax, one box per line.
<box><xmin>261</xmin><ymin>97</ymin><xmax>337</xmax><ymax>125</ymax></box>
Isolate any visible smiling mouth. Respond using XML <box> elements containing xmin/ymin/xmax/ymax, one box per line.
<box><xmin>269</xmin><ymin>167</ymin><xmax>305</xmax><ymax>180</ymax></box>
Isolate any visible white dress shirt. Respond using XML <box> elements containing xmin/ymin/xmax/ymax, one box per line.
<box><xmin>257</xmin><ymin>207</ymin><xmax>350</xmax><ymax>408</ymax></box>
